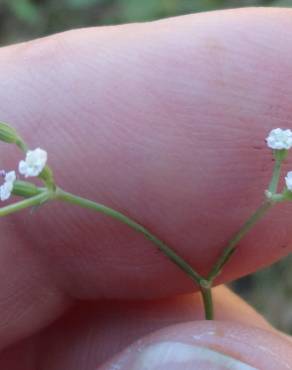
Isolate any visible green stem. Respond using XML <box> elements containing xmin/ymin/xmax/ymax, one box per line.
<box><xmin>56</xmin><ymin>188</ymin><xmax>203</xmax><ymax>286</ymax></box>
<box><xmin>268</xmin><ymin>157</ymin><xmax>282</xmax><ymax>194</ymax></box>
<box><xmin>207</xmin><ymin>150</ymin><xmax>285</xmax><ymax>283</ymax></box>
<box><xmin>200</xmin><ymin>285</ymin><xmax>213</xmax><ymax>320</ymax></box>
<box><xmin>207</xmin><ymin>200</ymin><xmax>273</xmax><ymax>281</ymax></box>
<box><xmin>0</xmin><ymin>191</ymin><xmax>50</xmax><ymax>216</ymax></box>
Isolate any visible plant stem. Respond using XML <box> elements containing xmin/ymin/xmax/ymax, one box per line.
<box><xmin>207</xmin><ymin>200</ymin><xmax>273</xmax><ymax>281</ymax></box>
<box><xmin>207</xmin><ymin>150</ymin><xmax>284</xmax><ymax>283</ymax></box>
<box><xmin>56</xmin><ymin>188</ymin><xmax>203</xmax><ymax>286</ymax></box>
<box><xmin>268</xmin><ymin>157</ymin><xmax>282</xmax><ymax>194</ymax></box>
<box><xmin>200</xmin><ymin>285</ymin><xmax>213</xmax><ymax>320</ymax></box>
<box><xmin>0</xmin><ymin>191</ymin><xmax>50</xmax><ymax>216</ymax></box>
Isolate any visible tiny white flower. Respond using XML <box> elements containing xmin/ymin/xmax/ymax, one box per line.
<box><xmin>19</xmin><ymin>148</ymin><xmax>47</xmax><ymax>178</ymax></box>
<box><xmin>0</xmin><ymin>170</ymin><xmax>16</xmax><ymax>201</ymax></box>
<box><xmin>5</xmin><ymin>171</ymin><xmax>16</xmax><ymax>183</ymax></box>
<box><xmin>285</xmin><ymin>171</ymin><xmax>292</xmax><ymax>191</ymax></box>
<box><xmin>266</xmin><ymin>128</ymin><xmax>292</xmax><ymax>150</ymax></box>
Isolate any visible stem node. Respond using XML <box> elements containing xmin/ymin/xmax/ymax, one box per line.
<box><xmin>200</xmin><ymin>278</ymin><xmax>211</xmax><ymax>289</ymax></box>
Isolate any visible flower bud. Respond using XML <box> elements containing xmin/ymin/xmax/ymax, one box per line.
<box><xmin>0</xmin><ymin>122</ymin><xmax>27</xmax><ymax>151</ymax></box>
<box><xmin>12</xmin><ymin>180</ymin><xmax>44</xmax><ymax>198</ymax></box>
<box><xmin>0</xmin><ymin>122</ymin><xmax>19</xmax><ymax>143</ymax></box>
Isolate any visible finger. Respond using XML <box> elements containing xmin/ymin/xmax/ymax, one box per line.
<box><xmin>99</xmin><ymin>321</ymin><xmax>292</xmax><ymax>370</ymax></box>
<box><xmin>1</xmin><ymin>7</ymin><xmax>291</xmax><ymax>298</ymax></box>
<box><xmin>0</xmin><ymin>7</ymin><xmax>292</xmax><ymax>347</ymax></box>
<box><xmin>37</xmin><ymin>286</ymin><xmax>277</xmax><ymax>369</ymax></box>
<box><xmin>0</xmin><ymin>286</ymin><xmax>278</xmax><ymax>369</ymax></box>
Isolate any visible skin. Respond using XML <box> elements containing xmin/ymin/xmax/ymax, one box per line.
<box><xmin>0</xmin><ymin>7</ymin><xmax>292</xmax><ymax>369</ymax></box>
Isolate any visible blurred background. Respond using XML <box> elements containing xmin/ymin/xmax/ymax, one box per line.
<box><xmin>1</xmin><ymin>0</ymin><xmax>292</xmax><ymax>333</ymax></box>
<box><xmin>0</xmin><ymin>0</ymin><xmax>291</xmax><ymax>45</ymax></box>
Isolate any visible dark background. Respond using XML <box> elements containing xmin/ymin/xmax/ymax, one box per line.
<box><xmin>0</xmin><ymin>0</ymin><xmax>291</xmax><ymax>45</ymax></box>
<box><xmin>1</xmin><ymin>0</ymin><xmax>292</xmax><ymax>333</ymax></box>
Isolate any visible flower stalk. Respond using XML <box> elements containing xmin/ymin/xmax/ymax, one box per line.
<box><xmin>0</xmin><ymin>191</ymin><xmax>50</xmax><ymax>216</ymax></box>
<box><xmin>56</xmin><ymin>188</ymin><xmax>203</xmax><ymax>286</ymax></box>
<box><xmin>200</xmin><ymin>284</ymin><xmax>213</xmax><ymax>320</ymax></box>
<box><xmin>0</xmin><ymin>125</ymin><xmax>292</xmax><ymax>320</ymax></box>
<box><xmin>207</xmin><ymin>200</ymin><xmax>273</xmax><ymax>283</ymax></box>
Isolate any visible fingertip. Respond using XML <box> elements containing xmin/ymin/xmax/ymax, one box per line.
<box><xmin>117</xmin><ymin>341</ymin><xmax>256</xmax><ymax>370</ymax></box>
<box><xmin>100</xmin><ymin>321</ymin><xmax>292</xmax><ymax>370</ymax></box>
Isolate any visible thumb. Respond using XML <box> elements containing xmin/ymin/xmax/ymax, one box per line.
<box><xmin>99</xmin><ymin>321</ymin><xmax>292</xmax><ymax>370</ymax></box>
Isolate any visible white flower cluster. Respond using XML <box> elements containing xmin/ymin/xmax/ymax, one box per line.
<box><xmin>285</xmin><ymin>172</ymin><xmax>292</xmax><ymax>192</ymax></box>
<box><xmin>266</xmin><ymin>128</ymin><xmax>292</xmax><ymax>150</ymax></box>
<box><xmin>19</xmin><ymin>148</ymin><xmax>47</xmax><ymax>178</ymax></box>
<box><xmin>267</xmin><ymin>128</ymin><xmax>292</xmax><ymax>191</ymax></box>
<box><xmin>0</xmin><ymin>171</ymin><xmax>16</xmax><ymax>201</ymax></box>
<box><xmin>0</xmin><ymin>148</ymin><xmax>47</xmax><ymax>202</ymax></box>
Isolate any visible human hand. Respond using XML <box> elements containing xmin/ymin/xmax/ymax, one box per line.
<box><xmin>0</xmin><ymin>7</ymin><xmax>292</xmax><ymax>369</ymax></box>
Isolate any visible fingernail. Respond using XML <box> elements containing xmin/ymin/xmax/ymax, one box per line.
<box><xmin>132</xmin><ymin>341</ymin><xmax>257</xmax><ymax>370</ymax></box>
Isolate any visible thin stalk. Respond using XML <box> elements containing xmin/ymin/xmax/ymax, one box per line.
<box><xmin>207</xmin><ymin>200</ymin><xmax>273</xmax><ymax>281</ymax></box>
<box><xmin>208</xmin><ymin>150</ymin><xmax>284</xmax><ymax>283</ymax></box>
<box><xmin>0</xmin><ymin>191</ymin><xmax>50</xmax><ymax>216</ymax></box>
<box><xmin>268</xmin><ymin>157</ymin><xmax>282</xmax><ymax>194</ymax></box>
<box><xmin>200</xmin><ymin>286</ymin><xmax>213</xmax><ymax>320</ymax></box>
<box><xmin>56</xmin><ymin>188</ymin><xmax>203</xmax><ymax>286</ymax></box>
